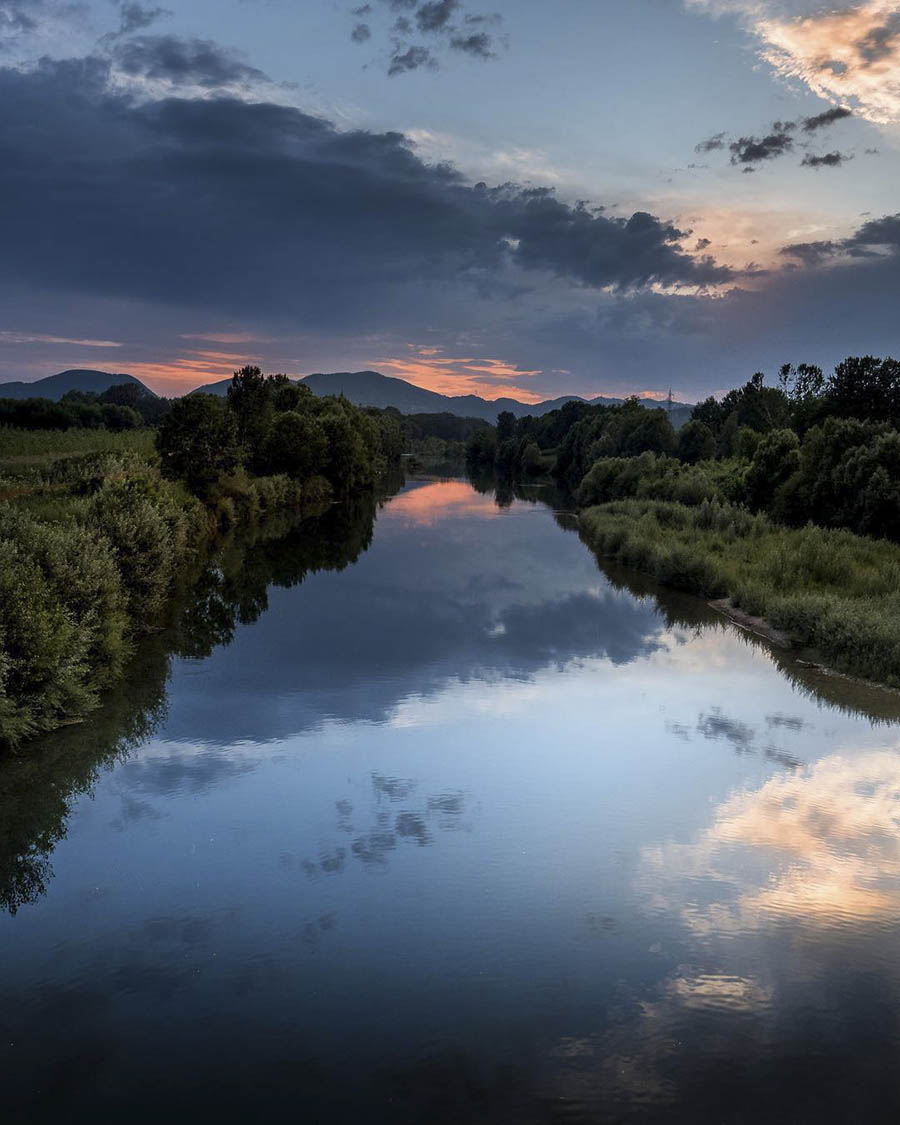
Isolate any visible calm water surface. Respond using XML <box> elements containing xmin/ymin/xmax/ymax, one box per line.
<box><xmin>4</xmin><ymin>476</ymin><xmax>900</xmax><ymax>1123</ymax></box>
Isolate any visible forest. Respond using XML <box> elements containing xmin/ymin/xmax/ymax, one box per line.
<box><xmin>467</xmin><ymin>356</ymin><xmax>900</xmax><ymax>686</ymax></box>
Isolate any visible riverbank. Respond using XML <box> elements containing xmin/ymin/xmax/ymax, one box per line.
<box><xmin>0</xmin><ymin>427</ymin><xmax>334</xmax><ymax>750</ymax></box>
<box><xmin>578</xmin><ymin>498</ymin><xmax>900</xmax><ymax>688</ymax></box>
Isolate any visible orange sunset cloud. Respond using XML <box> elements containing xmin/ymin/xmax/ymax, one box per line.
<box><xmin>375</xmin><ymin>348</ymin><xmax>545</xmax><ymax>401</ymax></box>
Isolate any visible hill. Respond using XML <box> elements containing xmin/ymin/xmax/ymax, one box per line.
<box><xmin>0</xmin><ymin>369</ymin><xmax>155</xmax><ymax>401</ymax></box>
<box><xmin>193</xmin><ymin>369</ymin><xmax>692</xmax><ymax>424</ymax></box>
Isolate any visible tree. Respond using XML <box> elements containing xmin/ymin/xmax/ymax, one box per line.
<box><xmin>496</xmin><ymin>411</ymin><xmax>516</xmax><ymax>444</ymax></box>
<box><xmin>99</xmin><ymin>382</ymin><xmax>171</xmax><ymax>426</ymax></box>
<box><xmin>227</xmin><ymin>365</ymin><xmax>273</xmax><ymax>460</ymax></box>
<box><xmin>691</xmin><ymin>396</ymin><xmax>725</xmax><ymax>433</ymax></box>
<box><xmin>465</xmin><ymin>427</ymin><xmax>497</xmax><ymax>466</ymax></box>
<box><xmin>677</xmin><ymin>420</ymin><xmax>715</xmax><ymax>464</ymax></box>
<box><xmin>100</xmin><ymin>403</ymin><xmax>142</xmax><ymax>431</ymax></box>
<box><xmin>520</xmin><ymin>441</ymin><xmax>544</xmax><ymax>475</ymax></box>
<box><xmin>744</xmin><ymin>428</ymin><xmax>800</xmax><ymax>512</ymax></box>
<box><xmin>826</xmin><ymin>355</ymin><xmax>900</xmax><ymax>425</ymax></box>
<box><xmin>156</xmin><ymin>394</ymin><xmax>241</xmax><ymax>493</ymax></box>
<box><xmin>272</xmin><ymin>379</ymin><xmax>314</xmax><ymax>413</ymax></box>
<box><xmin>261</xmin><ymin>412</ymin><xmax>328</xmax><ymax>478</ymax></box>
<box><xmin>719</xmin><ymin>373</ymin><xmax>791</xmax><ymax>435</ymax></box>
<box><xmin>320</xmin><ymin>407</ymin><xmax>372</xmax><ymax>494</ymax></box>
<box><xmin>621</xmin><ymin>410</ymin><xmax>676</xmax><ymax>457</ymax></box>
<box><xmin>778</xmin><ymin>362</ymin><xmax>824</xmax><ymax>401</ymax></box>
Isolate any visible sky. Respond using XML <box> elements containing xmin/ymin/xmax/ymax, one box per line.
<box><xmin>0</xmin><ymin>0</ymin><xmax>898</xmax><ymax>401</ymax></box>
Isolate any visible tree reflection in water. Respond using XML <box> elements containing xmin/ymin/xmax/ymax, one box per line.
<box><xmin>0</xmin><ymin>483</ymin><xmax>389</xmax><ymax>914</ymax></box>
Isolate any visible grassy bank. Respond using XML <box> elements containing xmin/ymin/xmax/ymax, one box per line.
<box><xmin>0</xmin><ymin>369</ymin><xmax>408</xmax><ymax>750</ymax></box>
<box><xmin>579</xmin><ymin>499</ymin><xmax>900</xmax><ymax>687</ymax></box>
<box><xmin>0</xmin><ymin>429</ymin><xmax>332</xmax><ymax>749</ymax></box>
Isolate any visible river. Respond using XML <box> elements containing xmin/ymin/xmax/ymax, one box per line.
<box><xmin>3</xmin><ymin>475</ymin><xmax>900</xmax><ymax>1123</ymax></box>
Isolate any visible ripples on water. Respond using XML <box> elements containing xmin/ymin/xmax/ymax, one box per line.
<box><xmin>2</xmin><ymin>476</ymin><xmax>900</xmax><ymax>1123</ymax></box>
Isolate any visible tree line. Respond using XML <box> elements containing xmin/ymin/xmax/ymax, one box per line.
<box><xmin>0</xmin><ymin>366</ymin><xmax>404</xmax><ymax>749</ymax></box>
<box><xmin>467</xmin><ymin>355</ymin><xmax>900</xmax><ymax>542</ymax></box>
<box><xmin>0</xmin><ymin>382</ymin><xmax>166</xmax><ymax>431</ymax></box>
<box><xmin>156</xmin><ymin>366</ymin><xmax>404</xmax><ymax>497</ymax></box>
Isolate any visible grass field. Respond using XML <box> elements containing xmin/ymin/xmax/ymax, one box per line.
<box><xmin>0</xmin><ymin>426</ymin><xmax>156</xmax><ymax>471</ymax></box>
<box><xmin>579</xmin><ymin>498</ymin><xmax>900</xmax><ymax>687</ymax></box>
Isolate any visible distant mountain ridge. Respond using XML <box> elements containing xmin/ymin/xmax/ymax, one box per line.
<box><xmin>195</xmin><ymin>369</ymin><xmax>694</xmax><ymax>423</ymax></box>
<box><xmin>0</xmin><ymin>367</ymin><xmax>693</xmax><ymax>423</ymax></box>
<box><xmin>0</xmin><ymin>369</ymin><xmax>155</xmax><ymax>400</ymax></box>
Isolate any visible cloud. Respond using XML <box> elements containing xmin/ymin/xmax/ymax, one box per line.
<box><xmin>415</xmin><ymin>0</ymin><xmax>457</xmax><ymax>33</ymax></box>
<box><xmin>699</xmin><ymin>105</ymin><xmax>853</xmax><ymax>170</ymax></box>
<box><xmin>801</xmin><ymin>150</ymin><xmax>852</xmax><ymax>167</ymax></box>
<box><xmin>105</xmin><ymin>1</ymin><xmax>170</xmax><ymax>40</ymax></box>
<box><xmin>695</xmin><ymin>131</ymin><xmax>726</xmax><ymax>152</ymax></box>
<box><xmin>0</xmin><ymin>0</ymin><xmax>88</xmax><ymax>47</ymax></box>
<box><xmin>0</xmin><ymin>330</ymin><xmax>121</xmax><ymax>346</ymax></box>
<box><xmin>350</xmin><ymin>0</ymin><xmax>503</xmax><ymax>74</ymax></box>
<box><xmin>110</xmin><ymin>34</ymin><xmax>269</xmax><ymax>89</ymax></box>
<box><xmin>729</xmin><ymin>126</ymin><xmax>794</xmax><ymax>164</ymax></box>
<box><xmin>450</xmin><ymin>30</ymin><xmax>493</xmax><ymax>57</ymax></box>
<box><xmin>690</xmin><ymin>0</ymin><xmax>900</xmax><ymax>126</ymax></box>
<box><xmin>802</xmin><ymin>104</ymin><xmax>853</xmax><ymax>130</ymax></box>
<box><xmin>782</xmin><ymin>210</ymin><xmax>900</xmax><ymax>261</ymax></box>
<box><xmin>388</xmin><ymin>42</ymin><xmax>434</xmax><ymax>74</ymax></box>
<box><xmin>0</xmin><ymin>52</ymin><xmax>731</xmax><ymax>347</ymax></box>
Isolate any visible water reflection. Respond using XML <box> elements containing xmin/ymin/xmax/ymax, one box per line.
<box><xmin>0</xmin><ymin>489</ymin><xmax>385</xmax><ymax>914</ymax></box>
<box><xmin>4</xmin><ymin>475</ymin><xmax>900</xmax><ymax>1124</ymax></box>
<box><xmin>645</xmin><ymin>745</ymin><xmax>900</xmax><ymax>933</ymax></box>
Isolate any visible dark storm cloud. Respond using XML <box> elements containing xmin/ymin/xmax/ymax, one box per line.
<box><xmin>801</xmin><ymin>150</ymin><xmax>851</xmax><ymax>168</ymax></box>
<box><xmin>847</xmin><ymin>213</ymin><xmax>900</xmax><ymax>250</ymax></box>
<box><xmin>779</xmin><ymin>240</ymin><xmax>837</xmax><ymax>266</ymax></box>
<box><xmin>802</xmin><ymin>105</ymin><xmax>852</xmax><ymax>131</ymax></box>
<box><xmin>350</xmin><ymin>21</ymin><xmax>371</xmax><ymax>41</ymax></box>
<box><xmin>781</xmin><ymin>212</ymin><xmax>900</xmax><ymax>264</ymax></box>
<box><xmin>111</xmin><ymin>35</ymin><xmax>268</xmax><ymax>87</ymax></box>
<box><xmin>0</xmin><ymin>54</ymin><xmax>731</xmax><ymax>332</ymax></box>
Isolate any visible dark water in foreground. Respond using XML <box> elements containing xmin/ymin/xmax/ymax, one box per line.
<box><xmin>4</xmin><ymin>476</ymin><xmax>900</xmax><ymax>1123</ymax></box>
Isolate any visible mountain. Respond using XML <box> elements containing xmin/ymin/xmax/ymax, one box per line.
<box><xmin>0</xmin><ymin>369</ymin><xmax>155</xmax><ymax>401</ymax></box>
<box><xmin>193</xmin><ymin>369</ymin><xmax>693</xmax><ymax>424</ymax></box>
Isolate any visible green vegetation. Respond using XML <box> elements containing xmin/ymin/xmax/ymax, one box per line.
<box><xmin>0</xmin><ymin>380</ymin><xmax>170</xmax><ymax>432</ymax></box>
<box><xmin>466</xmin><ymin>354</ymin><xmax>900</xmax><ymax>685</ymax></box>
<box><xmin>403</xmin><ymin>411</ymin><xmax>491</xmax><ymax>466</ymax></box>
<box><xmin>0</xmin><ymin>491</ymin><xmax>384</xmax><ymax>912</ymax></box>
<box><xmin>579</xmin><ymin>500</ymin><xmax>900</xmax><ymax>687</ymax></box>
<box><xmin>0</xmin><ymin>366</ymin><xmax>402</xmax><ymax>750</ymax></box>
<box><xmin>0</xmin><ymin>427</ymin><xmax>155</xmax><ymax>475</ymax></box>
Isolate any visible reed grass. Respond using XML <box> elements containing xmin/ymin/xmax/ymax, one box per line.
<box><xmin>579</xmin><ymin>498</ymin><xmax>900</xmax><ymax>687</ymax></box>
